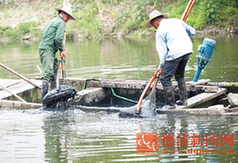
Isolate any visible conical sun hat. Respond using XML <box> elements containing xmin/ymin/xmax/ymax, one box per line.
<box><xmin>55</xmin><ymin>5</ymin><xmax>76</xmax><ymax>20</ymax></box>
<box><xmin>145</xmin><ymin>10</ymin><xmax>170</xmax><ymax>28</ymax></box>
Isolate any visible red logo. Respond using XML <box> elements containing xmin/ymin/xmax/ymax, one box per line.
<box><xmin>136</xmin><ymin>133</ymin><xmax>159</xmax><ymax>155</ymax></box>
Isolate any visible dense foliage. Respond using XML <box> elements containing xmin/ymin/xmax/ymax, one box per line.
<box><xmin>68</xmin><ymin>0</ymin><xmax>238</xmax><ymax>39</ymax></box>
<box><xmin>0</xmin><ymin>0</ymin><xmax>237</xmax><ymax>40</ymax></box>
<box><xmin>167</xmin><ymin>0</ymin><xmax>238</xmax><ymax>29</ymax></box>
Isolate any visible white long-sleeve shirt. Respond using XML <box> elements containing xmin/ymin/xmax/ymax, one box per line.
<box><xmin>156</xmin><ymin>18</ymin><xmax>196</xmax><ymax>69</ymax></box>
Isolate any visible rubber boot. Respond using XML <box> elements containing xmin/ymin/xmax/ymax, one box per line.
<box><xmin>162</xmin><ymin>86</ymin><xmax>175</xmax><ymax>110</ymax></box>
<box><xmin>176</xmin><ymin>81</ymin><xmax>188</xmax><ymax>106</ymax></box>
<box><xmin>41</xmin><ymin>80</ymin><xmax>49</xmax><ymax>101</ymax></box>
<box><xmin>50</xmin><ymin>80</ymin><xmax>56</xmax><ymax>91</ymax></box>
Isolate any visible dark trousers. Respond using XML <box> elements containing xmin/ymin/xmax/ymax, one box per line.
<box><xmin>160</xmin><ymin>53</ymin><xmax>191</xmax><ymax>87</ymax></box>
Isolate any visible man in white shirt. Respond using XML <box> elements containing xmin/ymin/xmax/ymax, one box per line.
<box><xmin>146</xmin><ymin>10</ymin><xmax>196</xmax><ymax>109</ymax></box>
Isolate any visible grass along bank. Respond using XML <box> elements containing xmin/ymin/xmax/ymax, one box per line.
<box><xmin>0</xmin><ymin>0</ymin><xmax>238</xmax><ymax>41</ymax></box>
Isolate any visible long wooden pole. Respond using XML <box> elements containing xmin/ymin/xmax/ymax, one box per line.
<box><xmin>36</xmin><ymin>65</ymin><xmax>42</xmax><ymax>75</ymax></box>
<box><xmin>181</xmin><ymin>0</ymin><xmax>196</xmax><ymax>22</ymax></box>
<box><xmin>62</xmin><ymin>0</ymin><xmax>68</xmax><ymax>80</ymax></box>
<box><xmin>136</xmin><ymin>69</ymin><xmax>160</xmax><ymax>113</ymax></box>
<box><xmin>62</xmin><ymin>28</ymin><xmax>66</xmax><ymax>80</ymax></box>
<box><xmin>56</xmin><ymin>0</ymin><xmax>68</xmax><ymax>91</ymax></box>
<box><xmin>0</xmin><ymin>63</ymin><xmax>41</xmax><ymax>90</ymax></box>
<box><xmin>56</xmin><ymin>61</ymin><xmax>61</xmax><ymax>91</ymax></box>
<box><xmin>136</xmin><ymin>0</ymin><xmax>196</xmax><ymax>114</ymax></box>
<box><xmin>0</xmin><ymin>83</ymin><xmax>27</xmax><ymax>103</ymax></box>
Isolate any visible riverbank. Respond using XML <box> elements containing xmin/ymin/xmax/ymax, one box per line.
<box><xmin>0</xmin><ymin>0</ymin><xmax>238</xmax><ymax>41</ymax></box>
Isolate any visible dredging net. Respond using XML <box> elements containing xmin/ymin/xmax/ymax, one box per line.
<box><xmin>119</xmin><ymin>87</ymin><xmax>158</xmax><ymax>118</ymax></box>
<box><xmin>42</xmin><ymin>85</ymin><xmax>77</xmax><ymax>109</ymax></box>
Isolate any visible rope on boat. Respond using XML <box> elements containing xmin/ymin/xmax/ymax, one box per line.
<box><xmin>83</xmin><ymin>79</ymin><xmax>138</xmax><ymax>104</ymax></box>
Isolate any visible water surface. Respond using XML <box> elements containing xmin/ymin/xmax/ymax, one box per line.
<box><xmin>0</xmin><ymin>35</ymin><xmax>238</xmax><ymax>82</ymax></box>
<box><xmin>0</xmin><ymin>36</ymin><xmax>238</xmax><ymax>162</ymax></box>
<box><xmin>0</xmin><ymin>108</ymin><xmax>237</xmax><ymax>163</ymax></box>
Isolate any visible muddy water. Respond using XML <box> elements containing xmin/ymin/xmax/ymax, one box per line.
<box><xmin>0</xmin><ymin>36</ymin><xmax>238</xmax><ymax>162</ymax></box>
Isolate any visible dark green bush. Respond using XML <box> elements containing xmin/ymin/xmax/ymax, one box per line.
<box><xmin>18</xmin><ymin>21</ymin><xmax>38</xmax><ymax>34</ymax></box>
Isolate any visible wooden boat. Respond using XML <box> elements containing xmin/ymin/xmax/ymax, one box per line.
<box><xmin>0</xmin><ymin>78</ymin><xmax>238</xmax><ymax>116</ymax></box>
<box><xmin>69</xmin><ymin>78</ymin><xmax>238</xmax><ymax>116</ymax></box>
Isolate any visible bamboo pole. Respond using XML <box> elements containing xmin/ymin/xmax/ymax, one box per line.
<box><xmin>36</xmin><ymin>65</ymin><xmax>42</xmax><ymax>75</ymax></box>
<box><xmin>136</xmin><ymin>69</ymin><xmax>160</xmax><ymax>113</ymax></box>
<box><xmin>0</xmin><ymin>83</ymin><xmax>27</xmax><ymax>103</ymax></box>
<box><xmin>181</xmin><ymin>0</ymin><xmax>196</xmax><ymax>22</ymax></box>
<box><xmin>0</xmin><ymin>63</ymin><xmax>41</xmax><ymax>90</ymax></box>
<box><xmin>62</xmin><ymin>0</ymin><xmax>68</xmax><ymax>80</ymax></box>
<box><xmin>56</xmin><ymin>0</ymin><xmax>68</xmax><ymax>91</ymax></box>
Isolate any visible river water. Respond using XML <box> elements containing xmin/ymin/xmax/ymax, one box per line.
<box><xmin>0</xmin><ymin>35</ymin><xmax>238</xmax><ymax>162</ymax></box>
<box><xmin>0</xmin><ymin>35</ymin><xmax>238</xmax><ymax>81</ymax></box>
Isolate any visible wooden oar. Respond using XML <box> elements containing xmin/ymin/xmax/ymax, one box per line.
<box><xmin>136</xmin><ymin>0</ymin><xmax>196</xmax><ymax>114</ymax></box>
<box><xmin>0</xmin><ymin>63</ymin><xmax>41</xmax><ymax>90</ymax></box>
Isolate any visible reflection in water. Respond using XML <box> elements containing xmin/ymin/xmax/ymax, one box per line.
<box><xmin>158</xmin><ymin>115</ymin><xmax>197</xmax><ymax>163</ymax></box>
<box><xmin>0</xmin><ymin>108</ymin><xmax>237</xmax><ymax>162</ymax></box>
<box><xmin>0</xmin><ymin>109</ymin><xmax>45</xmax><ymax>162</ymax></box>
<box><xmin>42</xmin><ymin>110</ymin><xmax>75</xmax><ymax>162</ymax></box>
<box><xmin>0</xmin><ymin>37</ymin><xmax>238</xmax><ymax>82</ymax></box>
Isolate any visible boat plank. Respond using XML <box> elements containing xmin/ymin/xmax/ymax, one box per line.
<box><xmin>0</xmin><ymin>79</ymin><xmax>42</xmax><ymax>100</ymax></box>
<box><xmin>75</xmin><ymin>105</ymin><xmax>121</xmax><ymax>112</ymax></box>
<box><xmin>187</xmin><ymin>79</ymin><xmax>211</xmax><ymax>86</ymax></box>
<box><xmin>225</xmin><ymin>106</ymin><xmax>238</xmax><ymax>112</ymax></box>
<box><xmin>228</xmin><ymin>93</ymin><xmax>238</xmax><ymax>107</ymax></box>
<box><xmin>0</xmin><ymin>100</ymin><xmax>42</xmax><ymax>109</ymax></box>
<box><xmin>157</xmin><ymin>107</ymin><xmax>227</xmax><ymax>115</ymax></box>
<box><xmin>0</xmin><ymin>79</ymin><xmax>21</xmax><ymax>89</ymax></box>
<box><xmin>181</xmin><ymin>88</ymin><xmax>227</xmax><ymax>108</ymax></box>
<box><xmin>86</xmin><ymin>79</ymin><xmax>219</xmax><ymax>93</ymax></box>
<box><xmin>87</xmin><ymin>80</ymin><xmax>149</xmax><ymax>89</ymax></box>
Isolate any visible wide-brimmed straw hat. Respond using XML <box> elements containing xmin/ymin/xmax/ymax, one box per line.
<box><xmin>145</xmin><ymin>10</ymin><xmax>170</xmax><ymax>28</ymax></box>
<box><xmin>55</xmin><ymin>5</ymin><xmax>76</xmax><ymax>20</ymax></box>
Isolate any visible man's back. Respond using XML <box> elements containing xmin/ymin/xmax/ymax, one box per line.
<box><xmin>156</xmin><ymin>18</ymin><xmax>195</xmax><ymax>61</ymax></box>
<box><xmin>39</xmin><ymin>15</ymin><xmax>65</xmax><ymax>53</ymax></box>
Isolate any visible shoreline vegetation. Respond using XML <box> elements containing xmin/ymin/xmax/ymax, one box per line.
<box><xmin>0</xmin><ymin>0</ymin><xmax>238</xmax><ymax>42</ymax></box>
